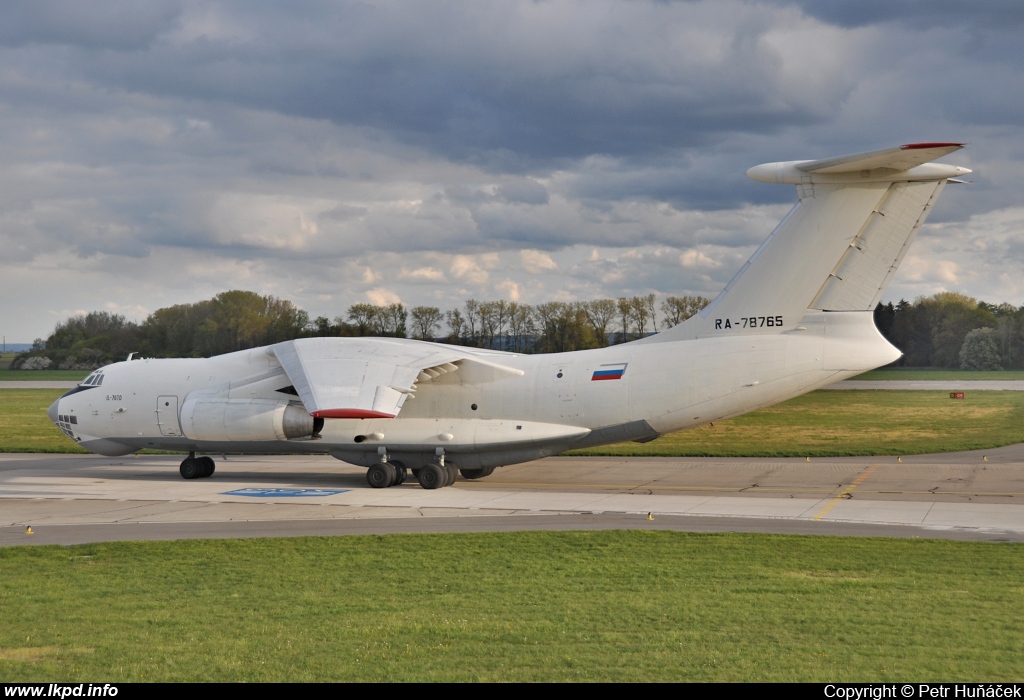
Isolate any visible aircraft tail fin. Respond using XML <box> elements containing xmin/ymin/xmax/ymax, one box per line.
<box><xmin>652</xmin><ymin>143</ymin><xmax>969</xmax><ymax>341</ymax></box>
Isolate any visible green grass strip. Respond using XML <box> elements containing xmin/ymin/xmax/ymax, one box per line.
<box><xmin>0</xmin><ymin>532</ymin><xmax>1021</xmax><ymax>682</ymax></box>
<box><xmin>0</xmin><ymin>389</ymin><xmax>89</xmax><ymax>453</ymax></box>
<box><xmin>7</xmin><ymin>389</ymin><xmax>1024</xmax><ymax>456</ymax></box>
<box><xmin>569</xmin><ymin>390</ymin><xmax>1024</xmax><ymax>457</ymax></box>
<box><xmin>850</xmin><ymin>369</ymin><xmax>1024</xmax><ymax>380</ymax></box>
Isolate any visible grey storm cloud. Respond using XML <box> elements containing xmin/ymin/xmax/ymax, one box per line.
<box><xmin>497</xmin><ymin>179</ymin><xmax>549</xmax><ymax>206</ymax></box>
<box><xmin>0</xmin><ymin>0</ymin><xmax>182</xmax><ymax>50</ymax></box>
<box><xmin>776</xmin><ymin>0</ymin><xmax>1024</xmax><ymax>30</ymax></box>
<box><xmin>1</xmin><ymin>0</ymin><xmax>1024</xmax><ymax>340</ymax></box>
<box><xmin>13</xmin><ymin>1</ymin><xmax>857</xmax><ymax>166</ymax></box>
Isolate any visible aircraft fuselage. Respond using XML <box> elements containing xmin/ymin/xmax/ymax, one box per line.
<box><xmin>49</xmin><ymin>310</ymin><xmax>897</xmax><ymax>471</ymax></box>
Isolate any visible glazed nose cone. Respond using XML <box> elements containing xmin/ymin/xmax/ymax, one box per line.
<box><xmin>47</xmin><ymin>398</ymin><xmax>59</xmax><ymax>423</ymax></box>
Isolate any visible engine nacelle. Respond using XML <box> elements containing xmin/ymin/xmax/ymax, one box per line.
<box><xmin>180</xmin><ymin>397</ymin><xmax>317</xmax><ymax>442</ymax></box>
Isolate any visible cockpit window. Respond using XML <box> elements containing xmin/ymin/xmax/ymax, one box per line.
<box><xmin>81</xmin><ymin>371</ymin><xmax>104</xmax><ymax>387</ymax></box>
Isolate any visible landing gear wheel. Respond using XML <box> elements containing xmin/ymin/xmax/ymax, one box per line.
<box><xmin>417</xmin><ymin>463</ymin><xmax>446</xmax><ymax>490</ymax></box>
<box><xmin>179</xmin><ymin>457</ymin><xmax>202</xmax><ymax>480</ymax></box>
<box><xmin>460</xmin><ymin>466</ymin><xmax>494</xmax><ymax>480</ymax></box>
<box><xmin>367</xmin><ymin>462</ymin><xmax>396</xmax><ymax>488</ymax></box>
<box><xmin>393</xmin><ymin>466</ymin><xmax>408</xmax><ymax>486</ymax></box>
<box><xmin>198</xmin><ymin>456</ymin><xmax>216</xmax><ymax>477</ymax></box>
<box><xmin>445</xmin><ymin>464</ymin><xmax>458</xmax><ymax>486</ymax></box>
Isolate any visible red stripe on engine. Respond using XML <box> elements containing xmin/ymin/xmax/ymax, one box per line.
<box><xmin>312</xmin><ymin>409</ymin><xmax>396</xmax><ymax>419</ymax></box>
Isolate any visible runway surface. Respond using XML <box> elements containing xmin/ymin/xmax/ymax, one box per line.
<box><xmin>2</xmin><ymin>447</ymin><xmax>1022</xmax><ymax>546</ymax></box>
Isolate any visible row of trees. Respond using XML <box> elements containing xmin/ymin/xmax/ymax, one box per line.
<box><xmin>302</xmin><ymin>295</ymin><xmax>712</xmax><ymax>352</ymax></box>
<box><xmin>874</xmin><ymin>292</ymin><xmax>1024</xmax><ymax>370</ymax></box>
<box><xmin>20</xmin><ymin>291</ymin><xmax>310</xmax><ymax>369</ymax></box>
<box><xmin>19</xmin><ymin>289</ymin><xmax>1024</xmax><ymax>371</ymax></box>
<box><xmin>17</xmin><ymin>291</ymin><xmax>712</xmax><ymax>368</ymax></box>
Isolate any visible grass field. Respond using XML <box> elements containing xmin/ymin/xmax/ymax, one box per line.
<box><xmin>567</xmin><ymin>389</ymin><xmax>1024</xmax><ymax>457</ymax></box>
<box><xmin>0</xmin><ymin>390</ymin><xmax>88</xmax><ymax>453</ymax></box>
<box><xmin>7</xmin><ymin>388</ymin><xmax>1024</xmax><ymax>456</ymax></box>
<box><xmin>851</xmin><ymin>368</ymin><xmax>1024</xmax><ymax>380</ymax></box>
<box><xmin>0</xmin><ymin>532</ymin><xmax>1020</xmax><ymax>682</ymax></box>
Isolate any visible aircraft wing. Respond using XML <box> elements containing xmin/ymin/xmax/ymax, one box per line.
<box><xmin>270</xmin><ymin>337</ymin><xmax>524</xmax><ymax>419</ymax></box>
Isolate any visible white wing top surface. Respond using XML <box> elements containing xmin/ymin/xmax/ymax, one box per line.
<box><xmin>270</xmin><ymin>337</ymin><xmax>524</xmax><ymax>419</ymax></box>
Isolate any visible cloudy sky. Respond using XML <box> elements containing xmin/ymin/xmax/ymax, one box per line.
<box><xmin>2</xmin><ymin>0</ymin><xmax>1023</xmax><ymax>342</ymax></box>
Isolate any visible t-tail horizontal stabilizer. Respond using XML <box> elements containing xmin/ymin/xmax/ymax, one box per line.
<box><xmin>658</xmin><ymin>143</ymin><xmax>970</xmax><ymax>341</ymax></box>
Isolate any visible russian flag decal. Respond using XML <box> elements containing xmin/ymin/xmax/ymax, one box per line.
<box><xmin>592</xmin><ymin>363</ymin><xmax>627</xmax><ymax>381</ymax></box>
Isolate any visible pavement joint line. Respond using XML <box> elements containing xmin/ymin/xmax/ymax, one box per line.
<box><xmin>921</xmin><ymin>501</ymin><xmax>938</xmax><ymax>527</ymax></box>
<box><xmin>813</xmin><ymin>463</ymin><xmax>881</xmax><ymax>520</ymax></box>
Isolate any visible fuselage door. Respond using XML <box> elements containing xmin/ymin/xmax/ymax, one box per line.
<box><xmin>156</xmin><ymin>395</ymin><xmax>182</xmax><ymax>437</ymax></box>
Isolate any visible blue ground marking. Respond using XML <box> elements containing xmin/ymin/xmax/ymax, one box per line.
<box><xmin>223</xmin><ymin>488</ymin><xmax>348</xmax><ymax>498</ymax></box>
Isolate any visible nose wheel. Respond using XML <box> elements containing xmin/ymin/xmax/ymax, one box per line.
<box><xmin>180</xmin><ymin>453</ymin><xmax>216</xmax><ymax>479</ymax></box>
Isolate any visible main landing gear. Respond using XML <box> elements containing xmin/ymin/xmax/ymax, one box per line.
<box><xmin>179</xmin><ymin>452</ymin><xmax>216</xmax><ymax>479</ymax></box>
<box><xmin>366</xmin><ymin>461</ymin><xmax>408</xmax><ymax>488</ymax></box>
<box><xmin>458</xmin><ymin>467</ymin><xmax>495</xmax><ymax>480</ymax></box>
<box><xmin>413</xmin><ymin>462</ymin><xmax>458</xmax><ymax>490</ymax></box>
<box><xmin>366</xmin><ymin>449</ymin><xmax>485</xmax><ymax>490</ymax></box>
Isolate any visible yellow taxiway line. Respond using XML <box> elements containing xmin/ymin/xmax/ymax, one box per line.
<box><xmin>812</xmin><ymin>463</ymin><xmax>881</xmax><ymax>520</ymax></box>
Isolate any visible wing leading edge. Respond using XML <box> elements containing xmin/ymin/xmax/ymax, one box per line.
<box><xmin>270</xmin><ymin>337</ymin><xmax>524</xmax><ymax>419</ymax></box>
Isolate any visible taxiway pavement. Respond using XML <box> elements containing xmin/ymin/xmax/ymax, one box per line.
<box><xmin>2</xmin><ymin>448</ymin><xmax>1022</xmax><ymax>546</ymax></box>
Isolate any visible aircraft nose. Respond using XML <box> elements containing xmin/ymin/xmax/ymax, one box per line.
<box><xmin>47</xmin><ymin>398</ymin><xmax>59</xmax><ymax>423</ymax></box>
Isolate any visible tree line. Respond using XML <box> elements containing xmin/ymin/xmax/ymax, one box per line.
<box><xmin>14</xmin><ymin>290</ymin><xmax>711</xmax><ymax>369</ymax></box>
<box><xmin>874</xmin><ymin>292</ymin><xmax>1023</xmax><ymax>370</ymax></box>
<box><xmin>15</xmin><ymin>289</ymin><xmax>1024</xmax><ymax>371</ymax></box>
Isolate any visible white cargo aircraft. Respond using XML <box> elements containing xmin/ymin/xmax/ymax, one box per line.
<box><xmin>48</xmin><ymin>143</ymin><xmax>971</xmax><ymax>489</ymax></box>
